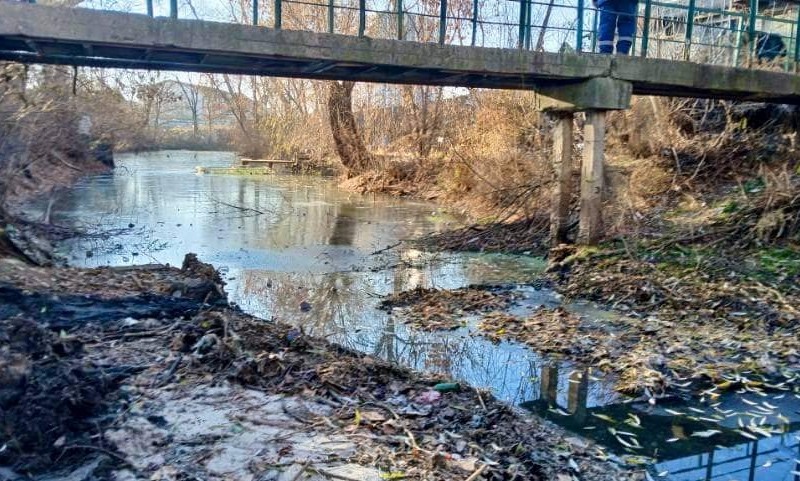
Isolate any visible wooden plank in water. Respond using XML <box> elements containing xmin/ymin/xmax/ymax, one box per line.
<box><xmin>240</xmin><ymin>158</ymin><xmax>295</xmax><ymax>164</ymax></box>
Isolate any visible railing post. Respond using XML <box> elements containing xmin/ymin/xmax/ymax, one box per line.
<box><xmin>684</xmin><ymin>0</ymin><xmax>695</xmax><ymax>61</ymax></box>
<box><xmin>397</xmin><ymin>0</ymin><xmax>404</xmax><ymax>39</ymax></box>
<box><xmin>526</xmin><ymin>0</ymin><xmax>532</xmax><ymax>49</ymax></box>
<box><xmin>591</xmin><ymin>6</ymin><xmax>598</xmax><ymax>52</ymax></box>
<box><xmin>439</xmin><ymin>0</ymin><xmax>447</xmax><ymax>44</ymax></box>
<box><xmin>358</xmin><ymin>0</ymin><xmax>366</xmax><ymax>37</ymax></box>
<box><xmin>170</xmin><ymin>0</ymin><xmax>178</xmax><ymax>19</ymax></box>
<box><xmin>471</xmin><ymin>0</ymin><xmax>478</xmax><ymax>46</ymax></box>
<box><xmin>577</xmin><ymin>0</ymin><xmax>585</xmax><ymax>52</ymax></box>
<box><xmin>328</xmin><ymin>0</ymin><xmax>334</xmax><ymax>33</ymax></box>
<box><xmin>518</xmin><ymin>0</ymin><xmax>527</xmax><ymax>48</ymax></box>
<box><xmin>795</xmin><ymin>6</ymin><xmax>800</xmax><ymax>72</ymax></box>
<box><xmin>146</xmin><ymin>0</ymin><xmax>154</xmax><ymax>17</ymax></box>
<box><xmin>274</xmin><ymin>0</ymin><xmax>282</xmax><ymax>29</ymax></box>
<box><xmin>640</xmin><ymin>0</ymin><xmax>651</xmax><ymax>57</ymax></box>
<box><xmin>397</xmin><ymin>0</ymin><xmax>405</xmax><ymax>40</ymax></box>
<box><xmin>733</xmin><ymin>14</ymin><xmax>743</xmax><ymax>66</ymax></box>
<box><xmin>747</xmin><ymin>0</ymin><xmax>757</xmax><ymax>65</ymax></box>
<box><xmin>253</xmin><ymin>0</ymin><xmax>258</xmax><ymax>25</ymax></box>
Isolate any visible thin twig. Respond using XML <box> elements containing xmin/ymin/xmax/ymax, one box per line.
<box><xmin>288</xmin><ymin>460</ymin><xmax>312</xmax><ymax>481</ymax></box>
<box><xmin>310</xmin><ymin>467</ymin><xmax>361</xmax><ymax>481</ymax></box>
<box><xmin>152</xmin><ymin>354</ymin><xmax>183</xmax><ymax>388</ymax></box>
<box><xmin>62</xmin><ymin>444</ymin><xmax>132</xmax><ymax>466</ymax></box>
<box><xmin>206</xmin><ymin>194</ymin><xmax>266</xmax><ymax>215</ymax></box>
<box><xmin>464</xmin><ymin>464</ymin><xmax>487</xmax><ymax>481</ymax></box>
<box><xmin>474</xmin><ymin>388</ymin><xmax>487</xmax><ymax>412</ymax></box>
<box><xmin>370</xmin><ymin>241</ymin><xmax>402</xmax><ymax>256</ymax></box>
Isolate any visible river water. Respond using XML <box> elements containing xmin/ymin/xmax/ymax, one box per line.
<box><xmin>38</xmin><ymin>151</ymin><xmax>799</xmax><ymax>481</ymax></box>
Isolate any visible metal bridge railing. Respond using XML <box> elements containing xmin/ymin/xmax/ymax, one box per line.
<box><xmin>77</xmin><ymin>0</ymin><xmax>799</xmax><ymax>72</ymax></box>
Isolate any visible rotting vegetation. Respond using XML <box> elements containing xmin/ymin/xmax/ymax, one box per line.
<box><xmin>380</xmin><ymin>286</ymin><xmax>522</xmax><ymax>331</ymax></box>
<box><xmin>378</xmin><ymin>96</ymin><xmax>800</xmax><ymax>399</ymax></box>
<box><xmin>0</xmin><ymin>255</ymin><xmax>640</xmax><ymax>481</ymax></box>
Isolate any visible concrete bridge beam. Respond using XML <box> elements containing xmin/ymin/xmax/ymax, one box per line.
<box><xmin>535</xmin><ymin>77</ymin><xmax>633</xmax><ymax>112</ymax></box>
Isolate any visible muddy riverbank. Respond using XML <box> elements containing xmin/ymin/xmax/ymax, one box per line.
<box><xmin>0</xmin><ymin>254</ymin><xmax>636</xmax><ymax>481</ymax></box>
<box><xmin>10</xmin><ymin>150</ymin><xmax>798</xmax><ymax>480</ymax></box>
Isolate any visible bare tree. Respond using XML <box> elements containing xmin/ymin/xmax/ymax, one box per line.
<box><xmin>175</xmin><ymin>78</ymin><xmax>201</xmax><ymax>139</ymax></box>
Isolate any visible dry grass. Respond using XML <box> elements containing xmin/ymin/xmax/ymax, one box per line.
<box><xmin>0</xmin><ymin>65</ymin><xmax>106</xmax><ymax>211</ymax></box>
<box><xmin>340</xmin><ymin>90</ymin><xmax>798</xmax><ymax>249</ymax></box>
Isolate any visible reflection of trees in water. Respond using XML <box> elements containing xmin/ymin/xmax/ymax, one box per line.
<box><xmin>236</xmin><ymin>264</ymin><xmax>548</xmax><ymax>402</ymax></box>
<box><xmin>237</xmin><ymin>270</ymin><xmax>365</xmax><ymax>344</ymax></box>
<box><xmin>328</xmin><ymin>204</ymin><xmax>357</xmax><ymax>246</ymax></box>
<box><xmin>235</xmin><ymin>267</ymin><xmax>628</xmax><ymax>408</ymax></box>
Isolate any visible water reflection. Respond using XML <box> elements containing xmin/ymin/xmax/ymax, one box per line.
<box><xmin>524</xmin><ymin>369</ymin><xmax>800</xmax><ymax>480</ymax></box>
<box><xmin>43</xmin><ymin>151</ymin><xmax>799</xmax><ymax>481</ymax></box>
<box><xmin>232</xmin><ymin>268</ymin><xmax>598</xmax><ymax>405</ymax></box>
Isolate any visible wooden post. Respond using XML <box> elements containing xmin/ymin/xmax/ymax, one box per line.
<box><xmin>577</xmin><ymin>110</ymin><xmax>605</xmax><ymax>245</ymax></box>
<box><xmin>550</xmin><ymin>112</ymin><xmax>573</xmax><ymax>246</ymax></box>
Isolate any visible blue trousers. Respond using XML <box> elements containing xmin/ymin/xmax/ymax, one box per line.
<box><xmin>597</xmin><ymin>0</ymin><xmax>637</xmax><ymax>54</ymax></box>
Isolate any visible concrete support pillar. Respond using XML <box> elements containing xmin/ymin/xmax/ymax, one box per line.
<box><xmin>536</xmin><ymin>77</ymin><xmax>629</xmax><ymax>246</ymax></box>
<box><xmin>577</xmin><ymin>110</ymin><xmax>606</xmax><ymax>245</ymax></box>
<box><xmin>550</xmin><ymin>112</ymin><xmax>574</xmax><ymax>246</ymax></box>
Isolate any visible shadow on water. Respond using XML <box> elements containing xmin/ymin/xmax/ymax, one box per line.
<box><xmin>40</xmin><ymin>151</ymin><xmax>800</xmax><ymax>481</ymax></box>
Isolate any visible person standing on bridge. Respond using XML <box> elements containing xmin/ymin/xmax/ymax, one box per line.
<box><xmin>595</xmin><ymin>0</ymin><xmax>638</xmax><ymax>55</ymax></box>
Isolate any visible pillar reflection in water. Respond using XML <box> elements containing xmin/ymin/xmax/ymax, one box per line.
<box><xmin>537</xmin><ymin>366</ymin><xmax>589</xmax><ymax>423</ymax></box>
<box><xmin>567</xmin><ymin>370</ymin><xmax>588</xmax><ymax>423</ymax></box>
<box><xmin>539</xmin><ymin>364</ymin><xmax>559</xmax><ymax>405</ymax></box>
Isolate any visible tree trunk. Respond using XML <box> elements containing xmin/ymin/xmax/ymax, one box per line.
<box><xmin>327</xmin><ymin>81</ymin><xmax>371</xmax><ymax>176</ymax></box>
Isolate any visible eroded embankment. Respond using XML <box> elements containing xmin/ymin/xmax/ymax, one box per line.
<box><xmin>0</xmin><ymin>254</ymin><xmax>636</xmax><ymax>481</ymax></box>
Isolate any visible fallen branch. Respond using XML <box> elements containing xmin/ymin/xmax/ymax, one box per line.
<box><xmin>370</xmin><ymin>241</ymin><xmax>402</xmax><ymax>256</ymax></box>
<box><xmin>206</xmin><ymin>194</ymin><xmax>266</xmax><ymax>215</ymax></box>
<box><xmin>464</xmin><ymin>464</ymin><xmax>487</xmax><ymax>481</ymax></box>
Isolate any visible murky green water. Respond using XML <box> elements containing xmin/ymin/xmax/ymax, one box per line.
<box><xmin>40</xmin><ymin>151</ymin><xmax>799</xmax><ymax>481</ymax></box>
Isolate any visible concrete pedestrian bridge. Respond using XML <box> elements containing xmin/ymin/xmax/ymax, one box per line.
<box><xmin>0</xmin><ymin>2</ymin><xmax>798</xmax><ymax>106</ymax></box>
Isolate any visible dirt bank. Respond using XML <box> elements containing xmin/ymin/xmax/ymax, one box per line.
<box><xmin>0</xmin><ymin>254</ymin><xmax>638</xmax><ymax>481</ymax></box>
<box><xmin>5</xmin><ymin>150</ymin><xmax>111</xmax><ymax>215</ymax></box>
<box><xmin>1</xmin><ymin>128</ymin><xmax>113</xmax><ymax>264</ymax></box>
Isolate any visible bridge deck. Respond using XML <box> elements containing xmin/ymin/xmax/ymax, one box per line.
<box><xmin>0</xmin><ymin>3</ymin><xmax>799</xmax><ymax>104</ymax></box>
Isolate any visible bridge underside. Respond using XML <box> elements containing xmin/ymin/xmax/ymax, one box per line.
<box><xmin>1</xmin><ymin>3</ymin><xmax>800</xmax><ymax>104</ymax></box>
<box><xmin>0</xmin><ymin>41</ymin><xmax>564</xmax><ymax>91</ymax></box>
